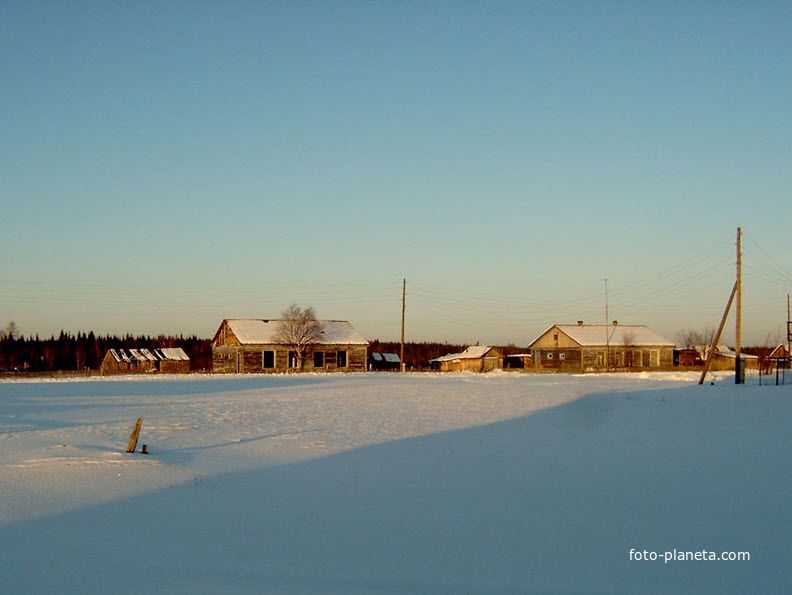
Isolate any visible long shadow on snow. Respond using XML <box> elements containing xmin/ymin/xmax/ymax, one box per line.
<box><xmin>0</xmin><ymin>373</ymin><xmax>334</xmax><ymax>399</ymax></box>
<box><xmin>0</xmin><ymin>375</ymin><xmax>335</xmax><ymax>434</ymax></box>
<box><xmin>2</xmin><ymin>383</ymin><xmax>791</xmax><ymax>594</ymax></box>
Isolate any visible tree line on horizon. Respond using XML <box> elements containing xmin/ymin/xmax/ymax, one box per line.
<box><xmin>0</xmin><ymin>323</ymin><xmax>212</xmax><ymax>373</ymax></box>
<box><xmin>0</xmin><ymin>320</ymin><xmax>532</xmax><ymax>373</ymax></box>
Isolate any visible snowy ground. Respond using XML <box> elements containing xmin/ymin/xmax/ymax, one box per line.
<box><xmin>1</xmin><ymin>371</ymin><xmax>790</xmax><ymax>593</ymax></box>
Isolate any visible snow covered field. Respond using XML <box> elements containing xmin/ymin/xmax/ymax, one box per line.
<box><xmin>1</xmin><ymin>371</ymin><xmax>790</xmax><ymax>593</ymax></box>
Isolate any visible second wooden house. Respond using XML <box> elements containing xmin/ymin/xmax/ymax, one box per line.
<box><xmin>528</xmin><ymin>322</ymin><xmax>676</xmax><ymax>373</ymax></box>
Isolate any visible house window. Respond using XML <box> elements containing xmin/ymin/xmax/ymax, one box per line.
<box><xmin>547</xmin><ymin>352</ymin><xmax>554</xmax><ymax>360</ymax></box>
<box><xmin>650</xmin><ymin>350</ymin><xmax>660</xmax><ymax>367</ymax></box>
<box><xmin>633</xmin><ymin>350</ymin><xmax>643</xmax><ymax>367</ymax></box>
<box><xmin>313</xmin><ymin>351</ymin><xmax>324</xmax><ymax>369</ymax></box>
<box><xmin>288</xmin><ymin>351</ymin><xmax>298</xmax><ymax>368</ymax></box>
<box><xmin>596</xmin><ymin>352</ymin><xmax>604</xmax><ymax>366</ymax></box>
<box><xmin>559</xmin><ymin>352</ymin><xmax>566</xmax><ymax>360</ymax></box>
<box><xmin>262</xmin><ymin>350</ymin><xmax>275</xmax><ymax>369</ymax></box>
<box><xmin>337</xmin><ymin>350</ymin><xmax>347</xmax><ymax>367</ymax></box>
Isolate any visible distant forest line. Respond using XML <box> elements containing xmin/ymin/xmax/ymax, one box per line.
<box><xmin>0</xmin><ymin>327</ymin><xmax>531</xmax><ymax>373</ymax></box>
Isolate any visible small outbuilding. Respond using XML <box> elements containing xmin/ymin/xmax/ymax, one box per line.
<box><xmin>429</xmin><ymin>346</ymin><xmax>504</xmax><ymax>372</ymax></box>
<box><xmin>696</xmin><ymin>344</ymin><xmax>760</xmax><ymax>372</ymax></box>
<box><xmin>369</xmin><ymin>352</ymin><xmax>401</xmax><ymax>371</ymax></box>
<box><xmin>504</xmin><ymin>353</ymin><xmax>533</xmax><ymax>370</ymax></box>
<box><xmin>100</xmin><ymin>347</ymin><xmax>190</xmax><ymax>375</ymax></box>
<box><xmin>528</xmin><ymin>322</ymin><xmax>676</xmax><ymax>373</ymax></box>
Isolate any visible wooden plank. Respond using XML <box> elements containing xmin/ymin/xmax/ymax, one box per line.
<box><xmin>126</xmin><ymin>417</ymin><xmax>143</xmax><ymax>453</ymax></box>
<box><xmin>699</xmin><ymin>281</ymin><xmax>738</xmax><ymax>385</ymax></box>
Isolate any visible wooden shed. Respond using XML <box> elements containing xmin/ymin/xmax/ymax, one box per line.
<box><xmin>528</xmin><ymin>322</ymin><xmax>676</xmax><ymax>373</ymax></box>
<box><xmin>212</xmin><ymin>318</ymin><xmax>368</xmax><ymax>373</ymax></box>
<box><xmin>100</xmin><ymin>347</ymin><xmax>190</xmax><ymax>375</ymax></box>
<box><xmin>700</xmin><ymin>345</ymin><xmax>759</xmax><ymax>372</ymax></box>
<box><xmin>369</xmin><ymin>352</ymin><xmax>401</xmax><ymax>371</ymax></box>
<box><xmin>429</xmin><ymin>346</ymin><xmax>504</xmax><ymax>372</ymax></box>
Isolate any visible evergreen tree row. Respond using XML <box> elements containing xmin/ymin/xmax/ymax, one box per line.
<box><xmin>0</xmin><ymin>328</ymin><xmax>212</xmax><ymax>373</ymax></box>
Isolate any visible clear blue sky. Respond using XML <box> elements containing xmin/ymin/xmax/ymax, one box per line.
<box><xmin>2</xmin><ymin>1</ymin><xmax>791</xmax><ymax>346</ymax></box>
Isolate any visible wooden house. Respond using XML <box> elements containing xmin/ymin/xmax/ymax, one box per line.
<box><xmin>100</xmin><ymin>347</ymin><xmax>190</xmax><ymax>375</ymax></box>
<box><xmin>212</xmin><ymin>318</ymin><xmax>368</xmax><ymax>373</ymax></box>
<box><xmin>429</xmin><ymin>346</ymin><xmax>504</xmax><ymax>372</ymax></box>
<box><xmin>768</xmin><ymin>344</ymin><xmax>790</xmax><ymax>377</ymax></box>
<box><xmin>528</xmin><ymin>322</ymin><xmax>676</xmax><ymax>373</ymax></box>
<box><xmin>768</xmin><ymin>344</ymin><xmax>791</xmax><ymax>365</ymax></box>
<box><xmin>157</xmin><ymin>348</ymin><xmax>192</xmax><ymax>374</ymax></box>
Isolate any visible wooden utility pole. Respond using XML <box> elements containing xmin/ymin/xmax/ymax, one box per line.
<box><xmin>400</xmin><ymin>278</ymin><xmax>406</xmax><ymax>372</ymax></box>
<box><xmin>735</xmin><ymin>227</ymin><xmax>744</xmax><ymax>384</ymax></box>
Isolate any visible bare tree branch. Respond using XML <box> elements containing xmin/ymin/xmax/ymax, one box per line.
<box><xmin>274</xmin><ymin>303</ymin><xmax>324</xmax><ymax>370</ymax></box>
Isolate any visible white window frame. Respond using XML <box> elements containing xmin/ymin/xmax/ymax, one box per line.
<box><xmin>650</xmin><ymin>350</ymin><xmax>660</xmax><ymax>367</ymax></box>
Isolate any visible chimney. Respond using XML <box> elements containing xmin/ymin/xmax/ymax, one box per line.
<box><xmin>577</xmin><ymin>320</ymin><xmax>584</xmax><ymax>326</ymax></box>
<box><xmin>613</xmin><ymin>320</ymin><xmax>618</xmax><ymax>325</ymax></box>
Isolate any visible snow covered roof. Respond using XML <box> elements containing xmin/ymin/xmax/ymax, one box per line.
<box><xmin>769</xmin><ymin>344</ymin><xmax>791</xmax><ymax>359</ymax></box>
<box><xmin>108</xmin><ymin>347</ymin><xmax>189</xmax><ymax>362</ymax></box>
<box><xmin>431</xmin><ymin>346</ymin><xmax>498</xmax><ymax>363</ymax></box>
<box><xmin>531</xmin><ymin>324</ymin><xmax>675</xmax><ymax>348</ymax></box>
<box><xmin>158</xmin><ymin>347</ymin><xmax>190</xmax><ymax>361</ymax></box>
<box><xmin>222</xmin><ymin>319</ymin><xmax>368</xmax><ymax>345</ymax></box>
<box><xmin>371</xmin><ymin>352</ymin><xmax>401</xmax><ymax>363</ymax></box>
<box><xmin>694</xmin><ymin>344</ymin><xmax>759</xmax><ymax>360</ymax></box>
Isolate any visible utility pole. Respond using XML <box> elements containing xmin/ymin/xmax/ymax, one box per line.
<box><xmin>400</xmin><ymin>278</ymin><xmax>406</xmax><ymax>372</ymax></box>
<box><xmin>787</xmin><ymin>293</ymin><xmax>791</xmax><ymax>355</ymax></box>
<box><xmin>604</xmin><ymin>279</ymin><xmax>609</xmax><ymax>371</ymax></box>
<box><xmin>735</xmin><ymin>227</ymin><xmax>744</xmax><ymax>384</ymax></box>
<box><xmin>699</xmin><ymin>227</ymin><xmax>745</xmax><ymax>386</ymax></box>
<box><xmin>787</xmin><ymin>293</ymin><xmax>791</xmax><ymax>383</ymax></box>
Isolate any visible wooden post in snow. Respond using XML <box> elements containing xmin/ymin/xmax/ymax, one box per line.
<box><xmin>126</xmin><ymin>417</ymin><xmax>143</xmax><ymax>453</ymax></box>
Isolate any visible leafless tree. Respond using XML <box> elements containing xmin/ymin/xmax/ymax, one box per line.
<box><xmin>677</xmin><ymin>326</ymin><xmax>717</xmax><ymax>351</ymax></box>
<box><xmin>3</xmin><ymin>321</ymin><xmax>18</xmax><ymax>341</ymax></box>
<box><xmin>622</xmin><ymin>331</ymin><xmax>636</xmax><ymax>368</ymax></box>
<box><xmin>274</xmin><ymin>303</ymin><xmax>324</xmax><ymax>370</ymax></box>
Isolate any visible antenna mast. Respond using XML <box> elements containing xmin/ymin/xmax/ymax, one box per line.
<box><xmin>400</xmin><ymin>278</ymin><xmax>406</xmax><ymax>372</ymax></box>
<box><xmin>735</xmin><ymin>227</ymin><xmax>744</xmax><ymax>384</ymax></box>
<box><xmin>605</xmin><ymin>279</ymin><xmax>609</xmax><ymax>371</ymax></box>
